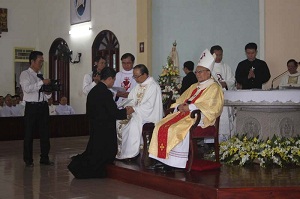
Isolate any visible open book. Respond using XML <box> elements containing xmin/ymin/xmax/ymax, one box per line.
<box><xmin>117</xmin><ymin>99</ymin><xmax>133</xmax><ymax>108</ymax></box>
<box><xmin>112</xmin><ymin>87</ymin><xmax>126</xmax><ymax>93</ymax></box>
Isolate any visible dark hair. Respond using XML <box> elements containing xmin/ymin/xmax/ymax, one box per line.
<box><xmin>29</xmin><ymin>51</ymin><xmax>43</xmax><ymax>64</ymax></box>
<box><xmin>245</xmin><ymin>42</ymin><xmax>257</xmax><ymax>51</ymax></box>
<box><xmin>210</xmin><ymin>45</ymin><xmax>223</xmax><ymax>54</ymax></box>
<box><xmin>183</xmin><ymin>61</ymin><xmax>194</xmax><ymax>71</ymax></box>
<box><xmin>287</xmin><ymin>59</ymin><xmax>299</xmax><ymax>66</ymax></box>
<box><xmin>94</xmin><ymin>55</ymin><xmax>106</xmax><ymax>63</ymax></box>
<box><xmin>100</xmin><ymin>67</ymin><xmax>116</xmax><ymax>80</ymax></box>
<box><xmin>133</xmin><ymin>64</ymin><xmax>149</xmax><ymax>75</ymax></box>
<box><xmin>121</xmin><ymin>53</ymin><xmax>135</xmax><ymax>63</ymax></box>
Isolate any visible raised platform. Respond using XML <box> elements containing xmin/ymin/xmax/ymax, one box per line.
<box><xmin>107</xmin><ymin>161</ymin><xmax>300</xmax><ymax>199</ymax></box>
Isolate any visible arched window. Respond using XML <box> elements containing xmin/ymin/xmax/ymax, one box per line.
<box><xmin>49</xmin><ymin>38</ymin><xmax>70</xmax><ymax>104</ymax></box>
<box><xmin>92</xmin><ymin>30</ymin><xmax>120</xmax><ymax>71</ymax></box>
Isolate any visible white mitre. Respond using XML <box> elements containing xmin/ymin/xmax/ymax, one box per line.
<box><xmin>197</xmin><ymin>49</ymin><xmax>216</xmax><ymax>71</ymax></box>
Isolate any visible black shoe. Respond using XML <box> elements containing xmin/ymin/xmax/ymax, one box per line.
<box><xmin>40</xmin><ymin>160</ymin><xmax>54</xmax><ymax>166</ymax></box>
<box><xmin>146</xmin><ymin>161</ymin><xmax>164</xmax><ymax>170</ymax></box>
<box><xmin>123</xmin><ymin>154</ymin><xmax>140</xmax><ymax>163</ymax></box>
<box><xmin>25</xmin><ymin>162</ymin><xmax>34</xmax><ymax>167</ymax></box>
<box><xmin>160</xmin><ymin>165</ymin><xmax>174</xmax><ymax>173</ymax></box>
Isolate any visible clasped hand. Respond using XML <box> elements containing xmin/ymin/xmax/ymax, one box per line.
<box><xmin>125</xmin><ymin>106</ymin><xmax>134</xmax><ymax>115</ymax></box>
<box><xmin>43</xmin><ymin>79</ymin><xmax>51</xmax><ymax>85</ymax></box>
<box><xmin>177</xmin><ymin>103</ymin><xmax>189</xmax><ymax>112</ymax></box>
<box><xmin>248</xmin><ymin>69</ymin><xmax>255</xmax><ymax>79</ymax></box>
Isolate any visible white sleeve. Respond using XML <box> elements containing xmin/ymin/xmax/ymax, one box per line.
<box><xmin>82</xmin><ymin>73</ymin><xmax>96</xmax><ymax>95</ymax></box>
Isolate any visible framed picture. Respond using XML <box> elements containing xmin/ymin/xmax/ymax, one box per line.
<box><xmin>0</xmin><ymin>8</ymin><xmax>8</xmax><ymax>32</ymax></box>
<box><xmin>70</xmin><ymin>0</ymin><xmax>91</xmax><ymax>25</ymax></box>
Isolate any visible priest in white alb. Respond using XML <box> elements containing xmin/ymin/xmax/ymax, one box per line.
<box><xmin>116</xmin><ymin>64</ymin><xmax>163</xmax><ymax>160</ymax></box>
<box><xmin>279</xmin><ymin>59</ymin><xmax>300</xmax><ymax>89</ymax></box>
<box><xmin>148</xmin><ymin>49</ymin><xmax>224</xmax><ymax>171</ymax></box>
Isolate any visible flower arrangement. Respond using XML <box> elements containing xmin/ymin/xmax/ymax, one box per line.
<box><xmin>220</xmin><ymin>135</ymin><xmax>300</xmax><ymax>168</ymax></box>
<box><xmin>158</xmin><ymin>56</ymin><xmax>181</xmax><ymax>100</ymax></box>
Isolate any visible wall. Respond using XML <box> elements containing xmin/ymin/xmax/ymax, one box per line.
<box><xmin>3</xmin><ymin>0</ymin><xmax>297</xmax><ymax>113</ymax></box>
<box><xmin>152</xmin><ymin>0</ymin><xmax>260</xmax><ymax>83</ymax></box>
<box><xmin>0</xmin><ymin>0</ymin><xmax>38</xmax><ymax>95</ymax></box>
<box><xmin>265</xmin><ymin>0</ymin><xmax>300</xmax><ymax>88</ymax></box>
<box><xmin>0</xmin><ymin>0</ymin><xmax>137</xmax><ymax>114</ymax></box>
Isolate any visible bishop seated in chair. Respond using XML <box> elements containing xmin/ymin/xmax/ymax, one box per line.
<box><xmin>148</xmin><ymin>49</ymin><xmax>224</xmax><ymax>172</ymax></box>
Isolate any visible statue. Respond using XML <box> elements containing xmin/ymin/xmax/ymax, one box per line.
<box><xmin>169</xmin><ymin>40</ymin><xmax>179</xmax><ymax>67</ymax></box>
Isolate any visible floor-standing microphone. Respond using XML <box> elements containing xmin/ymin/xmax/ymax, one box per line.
<box><xmin>271</xmin><ymin>70</ymin><xmax>288</xmax><ymax>89</ymax></box>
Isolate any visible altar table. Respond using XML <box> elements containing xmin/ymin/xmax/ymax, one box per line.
<box><xmin>222</xmin><ymin>90</ymin><xmax>300</xmax><ymax>141</ymax></box>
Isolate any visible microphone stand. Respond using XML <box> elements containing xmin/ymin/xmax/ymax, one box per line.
<box><xmin>271</xmin><ymin>70</ymin><xmax>288</xmax><ymax>90</ymax></box>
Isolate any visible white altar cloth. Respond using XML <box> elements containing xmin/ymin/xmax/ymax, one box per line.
<box><xmin>222</xmin><ymin>90</ymin><xmax>300</xmax><ymax>140</ymax></box>
<box><xmin>224</xmin><ymin>90</ymin><xmax>300</xmax><ymax>104</ymax></box>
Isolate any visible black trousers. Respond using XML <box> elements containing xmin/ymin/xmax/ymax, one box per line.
<box><xmin>23</xmin><ymin>101</ymin><xmax>50</xmax><ymax>163</ymax></box>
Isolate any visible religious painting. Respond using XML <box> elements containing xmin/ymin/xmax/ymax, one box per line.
<box><xmin>0</xmin><ymin>8</ymin><xmax>8</xmax><ymax>32</ymax></box>
<box><xmin>70</xmin><ymin>0</ymin><xmax>91</xmax><ymax>25</ymax></box>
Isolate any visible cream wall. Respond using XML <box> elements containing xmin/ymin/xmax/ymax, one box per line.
<box><xmin>265</xmin><ymin>0</ymin><xmax>300</xmax><ymax>88</ymax></box>
<box><xmin>0</xmin><ymin>0</ymin><xmax>38</xmax><ymax>95</ymax></box>
<box><xmin>0</xmin><ymin>0</ymin><xmax>137</xmax><ymax>114</ymax></box>
<box><xmin>37</xmin><ymin>0</ymin><xmax>137</xmax><ymax>114</ymax></box>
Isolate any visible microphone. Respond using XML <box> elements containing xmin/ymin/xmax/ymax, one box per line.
<box><xmin>271</xmin><ymin>70</ymin><xmax>288</xmax><ymax>89</ymax></box>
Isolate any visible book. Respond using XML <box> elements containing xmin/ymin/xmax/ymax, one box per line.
<box><xmin>112</xmin><ymin>87</ymin><xmax>126</xmax><ymax>93</ymax></box>
<box><xmin>117</xmin><ymin>99</ymin><xmax>133</xmax><ymax>108</ymax></box>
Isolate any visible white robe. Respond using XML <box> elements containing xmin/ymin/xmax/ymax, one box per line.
<box><xmin>211</xmin><ymin>62</ymin><xmax>235</xmax><ymax>90</ymax></box>
<box><xmin>0</xmin><ymin>105</ymin><xmax>21</xmax><ymax>117</ymax></box>
<box><xmin>113</xmin><ymin>69</ymin><xmax>137</xmax><ymax>105</ymax></box>
<box><xmin>116</xmin><ymin>77</ymin><xmax>163</xmax><ymax>159</ymax></box>
<box><xmin>49</xmin><ymin>104</ymin><xmax>57</xmax><ymax>115</ymax></box>
<box><xmin>82</xmin><ymin>72</ymin><xmax>96</xmax><ymax>96</ymax></box>
<box><xmin>279</xmin><ymin>72</ymin><xmax>300</xmax><ymax>89</ymax></box>
<box><xmin>55</xmin><ymin>104</ymin><xmax>75</xmax><ymax>115</ymax></box>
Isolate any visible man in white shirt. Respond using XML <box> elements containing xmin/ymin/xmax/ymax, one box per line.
<box><xmin>20</xmin><ymin>51</ymin><xmax>53</xmax><ymax>167</ymax></box>
<box><xmin>14</xmin><ymin>95</ymin><xmax>25</xmax><ymax>116</ymax></box>
<box><xmin>210</xmin><ymin>45</ymin><xmax>235</xmax><ymax>90</ymax></box>
<box><xmin>113</xmin><ymin>53</ymin><xmax>137</xmax><ymax>105</ymax></box>
<box><xmin>48</xmin><ymin>97</ymin><xmax>56</xmax><ymax>115</ymax></box>
<box><xmin>55</xmin><ymin>96</ymin><xmax>75</xmax><ymax>115</ymax></box>
<box><xmin>82</xmin><ymin>56</ymin><xmax>106</xmax><ymax>95</ymax></box>
<box><xmin>116</xmin><ymin>64</ymin><xmax>163</xmax><ymax>160</ymax></box>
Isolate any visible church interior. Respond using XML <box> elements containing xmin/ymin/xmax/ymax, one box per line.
<box><xmin>0</xmin><ymin>0</ymin><xmax>300</xmax><ymax>198</ymax></box>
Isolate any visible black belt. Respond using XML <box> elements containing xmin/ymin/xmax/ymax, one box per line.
<box><xmin>26</xmin><ymin>101</ymin><xmax>47</xmax><ymax>105</ymax></box>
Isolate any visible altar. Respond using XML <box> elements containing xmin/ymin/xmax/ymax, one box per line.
<box><xmin>221</xmin><ymin>90</ymin><xmax>300</xmax><ymax>141</ymax></box>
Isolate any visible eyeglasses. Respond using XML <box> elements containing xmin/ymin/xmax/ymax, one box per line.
<box><xmin>194</xmin><ymin>69</ymin><xmax>209</xmax><ymax>74</ymax></box>
<box><xmin>132</xmin><ymin>74</ymin><xmax>143</xmax><ymax>79</ymax></box>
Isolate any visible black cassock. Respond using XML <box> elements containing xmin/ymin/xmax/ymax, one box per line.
<box><xmin>68</xmin><ymin>82</ymin><xmax>127</xmax><ymax>179</ymax></box>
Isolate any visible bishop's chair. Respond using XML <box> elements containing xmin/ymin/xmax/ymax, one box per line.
<box><xmin>186</xmin><ymin>109</ymin><xmax>221</xmax><ymax>172</ymax></box>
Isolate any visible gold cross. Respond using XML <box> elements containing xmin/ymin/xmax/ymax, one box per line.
<box><xmin>159</xmin><ymin>143</ymin><xmax>165</xmax><ymax>151</ymax></box>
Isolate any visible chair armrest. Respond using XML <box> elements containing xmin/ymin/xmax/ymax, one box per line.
<box><xmin>190</xmin><ymin>109</ymin><xmax>201</xmax><ymax>131</ymax></box>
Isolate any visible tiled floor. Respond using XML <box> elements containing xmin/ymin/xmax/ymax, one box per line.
<box><xmin>0</xmin><ymin>136</ymin><xmax>183</xmax><ymax>199</ymax></box>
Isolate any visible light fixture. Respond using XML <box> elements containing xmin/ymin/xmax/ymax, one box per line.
<box><xmin>70</xmin><ymin>53</ymin><xmax>82</xmax><ymax>64</ymax></box>
<box><xmin>69</xmin><ymin>26</ymin><xmax>92</xmax><ymax>35</ymax></box>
